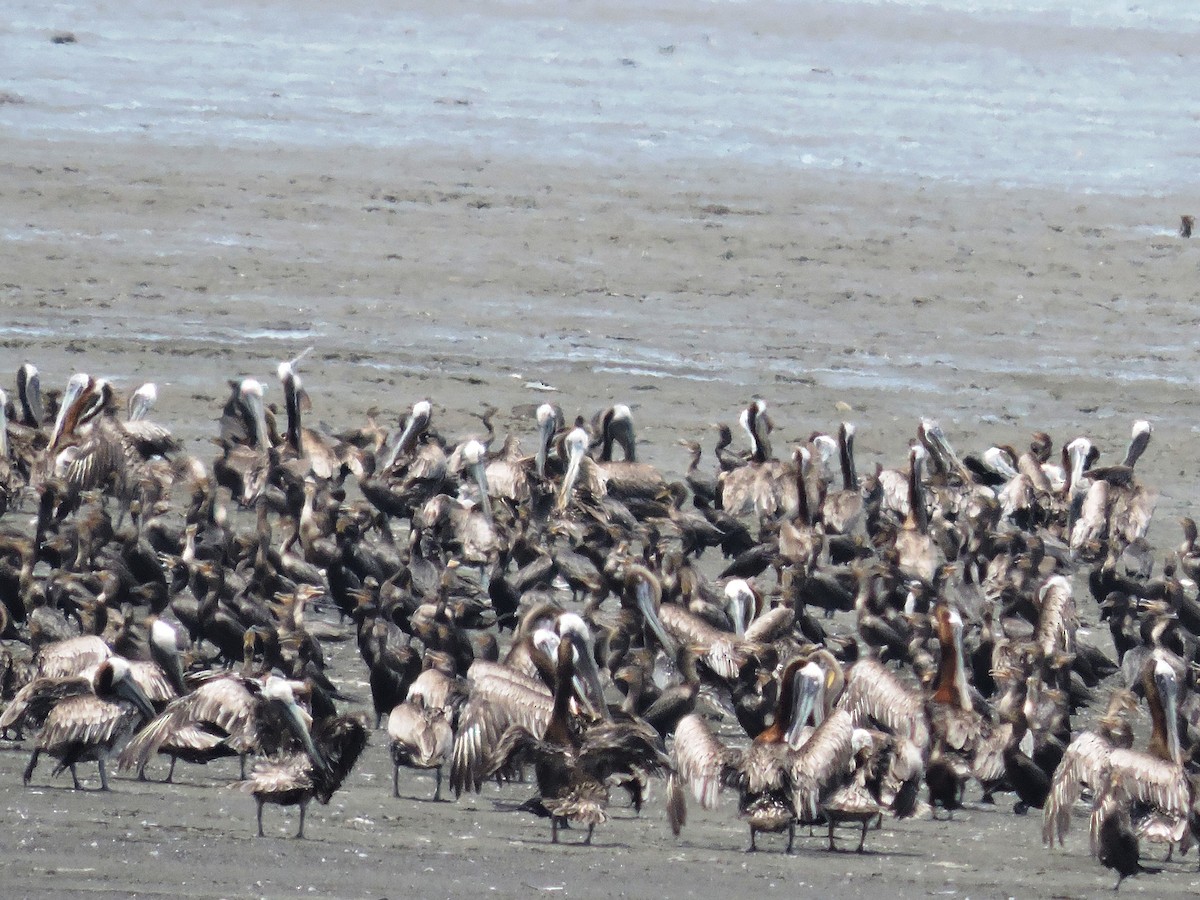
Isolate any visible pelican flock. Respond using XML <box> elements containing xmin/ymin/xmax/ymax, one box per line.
<box><xmin>0</xmin><ymin>362</ymin><xmax>1196</xmax><ymax>890</ymax></box>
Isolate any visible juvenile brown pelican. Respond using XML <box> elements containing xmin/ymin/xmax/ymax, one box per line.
<box><xmin>236</xmin><ymin>679</ymin><xmax>368</xmax><ymax>838</ymax></box>
<box><xmin>23</xmin><ymin>657</ymin><xmax>156</xmax><ymax>790</ymax></box>
<box><xmin>388</xmin><ymin>692</ymin><xmax>454</xmax><ymax>801</ymax></box>
<box><xmin>479</xmin><ymin>433</ymin><xmax>531</xmax><ymax>505</ymax></box>
<box><xmin>386</xmin><ymin>665</ymin><xmax>460</xmax><ymax>800</ymax></box>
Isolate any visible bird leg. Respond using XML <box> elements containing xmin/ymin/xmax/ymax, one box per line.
<box><xmin>786</xmin><ymin>822</ymin><xmax>795</xmax><ymax>854</ymax></box>
<box><xmin>857</xmin><ymin>821</ymin><xmax>868</xmax><ymax>853</ymax></box>
<box><xmin>828</xmin><ymin>820</ymin><xmax>837</xmax><ymax>852</ymax></box>
<box><xmin>551</xmin><ymin>816</ymin><xmax>560</xmax><ymax>844</ymax></box>
<box><xmin>393</xmin><ymin>764</ymin><xmax>400</xmax><ymax>799</ymax></box>
<box><xmin>256</xmin><ymin>799</ymin><xmax>265</xmax><ymax>837</ymax></box>
<box><xmin>584</xmin><ymin>824</ymin><xmax>594</xmax><ymax>846</ymax></box>
<box><xmin>71</xmin><ymin>764</ymin><xmax>83</xmax><ymax>791</ymax></box>
<box><xmin>97</xmin><ymin>759</ymin><xmax>109</xmax><ymax>792</ymax></box>
<box><xmin>433</xmin><ymin>766</ymin><xmax>443</xmax><ymax>802</ymax></box>
<box><xmin>745</xmin><ymin>827</ymin><xmax>758</xmax><ymax>853</ymax></box>
<box><xmin>297</xmin><ymin>800</ymin><xmax>308</xmax><ymax>839</ymax></box>
<box><xmin>23</xmin><ymin>749</ymin><xmax>39</xmax><ymax>786</ymax></box>
<box><xmin>166</xmin><ymin>756</ymin><xmax>177</xmax><ymax>784</ymax></box>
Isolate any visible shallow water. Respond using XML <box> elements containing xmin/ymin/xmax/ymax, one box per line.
<box><xmin>3</xmin><ymin>0</ymin><xmax>1197</xmax><ymax>193</ymax></box>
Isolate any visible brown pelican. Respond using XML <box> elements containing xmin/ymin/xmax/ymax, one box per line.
<box><xmin>534</xmin><ymin>402</ymin><xmax>564</xmax><ymax>480</ymax></box>
<box><xmin>1088</xmin><ymin>657</ymin><xmax>1189</xmax><ymax>856</ymax></box>
<box><xmin>1075</xmin><ymin>421</ymin><xmax>1156</xmax><ymax>560</ymax></box>
<box><xmin>925</xmin><ymin>604</ymin><xmax>1008</xmax><ymax>813</ymax></box>
<box><xmin>717</xmin><ymin>400</ymin><xmax>793</xmax><ymax>524</ymax></box>
<box><xmin>1043</xmin><ymin>655</ymin><xmax>1188</xmax><ymax>857</ymax></box>
<box><xmin>214</xmin><ymin>377</ymin><xmax>272</xmax><ymax>506</ymax></box>
<box><xmin>483</xmin><ymin>636</ymin><xmax>668</xmax><ymax>845</ymax></box>
<box><xmin>276</xmin><ymin>357</ymin><xmax>358</xmax><ymax>482</ymax></box>
<box><xmin>236</xmin><ymin>679</ymin><xmax>368</xmax><ymax>838</ymax></box>
<box><xmin>455</xmin><ymin>438</ymin><xmax>494</xmax><ymax>525</ymax></box>
<box><xmin>388</xmin><ymin>668</ymin><xmax>456</xmax><ymax>800</ymax></box>
<box><xmin>1042</xmin><ymin>689</ymin><xmax>1137</xmax><ymax>847</ymax></box>
<box><xmin>22</xmin><ymin>657</ymin><xmax>156</xmax><ymax>790</ymax></box>
<box><xmin>669</xmin><ymin>654</ymin><xmax>855</xmax><ymax>852</ymax></box>
<box><xmin>554</xmin><ymin>420</ymin><xmax>592</xmax><ymax>512</ymax></box>
<box><xmin>449</xmin><ymin>658</ymin><xmax>557</xmax><ymax>797</ymax></box>
<box><xmin>361</xmin><ymin>399</ymin><xmax>449</xmax><ymax>519</ymax></box>
<box><xmin>123</xmin><ymin>382</ymin><xmax>156</xmax><ymax>423</ymax></box>
<box><xmin>4</xmin><ymin>364</ymin><xmax>49</xmax><ymax>485</ymax></box>
<box><xmin>778</xmin><ymin>447</ymin><xmax>823</xmax><ymax>577</ymax></box>
<box><xmin>0</xmin><ymin>388</ymin><xmax>15</xmax><ymax>510</ymax></box>
<box><xmin>893</xmin><ymin>445</ymin><xmax>939</xmax><ymax>583</ymax></box>
<box><xmin>379</xmin><ymin>399</ymin><xmax>434</xmax><ymax>473</ymax></box>
<box><xmin>820</xmin><ymin>422</ymin><xmax>862</xmax><ymax>535</ymax></box>
<box><xmin>33</xmin><ymin>634</ymin><xmax>113</xmax><ymax>679</ymax></box>
<box><xmin>16</xmin><ymin>362</ymin><xmax>46</xmax><ymax>427</ymax></box>
<box><xmin>42</xmin><ymin>375</ymin><xmax>180</xmax><ymax>505</ymax></box>
<box><xmin>117</xmin><ymin>672</ymin><xmax>261</xmax><ymax>782</ymax></box>
<box><xmin>591</xmin><ymin>404</ymin><xmax>667</xmax><ymax>500</ymax></box>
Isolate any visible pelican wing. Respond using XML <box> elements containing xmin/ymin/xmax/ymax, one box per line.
<box><xmin>671</xmin><ymin>713</ymin><xmax>741</xmax><ymax>811</ymax></box>
<box><xmin>0</xmin><ymin>675</ymin><xmax>92</xmax><ymax>733</ymax></box>
<box><xmin>121</xmin><ymin>419</ymin><xmax>180</xmax><ymax>456</ymax></box>
<box><xmin>1088</xmin><ymin>757</ymin><xmax>1189</xmax><ymax>854</ymax></box>
<box><xmin>118</xmin><ymin>677</ymin><xmax>257</xmax><ymax>772</ymax></box>
<box><xmin>35</xmin><ymin>635</ymin><xmax>111</xmax><ymax>679</ymax></box>
<box><xmin>658</xmin><ymin>604</ymin><xmax>747</xmax><ymax>681</ymax></box>
<box><xmin>37</xmin><ymin>695</ymin><xmax>127</xmax><ymax>753</ymax></box>
<box><xmin>482</xmin><ymin>723</ymin><xmax>567</xmax><ymax>780</ymax></box>
<box><xmin>840</xmin><ymin>658</ymin><xmax>930</xmax><ymax>750</ymax></box>
<box><xmin>1102</xmin><ymin>750</ymin><xmax>1188</xmax><ymax>836</ymax></box>
<box><xmin>125</xmin><ymin>660</ymin><xmax>178</xmax><ymax>705</ymax></box>
<box><xmin>1042</xmin><ymin>730</ymin><xmax>1113</xmax><ymax>847</ymax></box>
<box><xmin>789</xmin><ymin>709</ymin><xmax>855</xmax><ymax>822</ymax></box>
<box><xmin>449</xmin><ymin>662</ymin><xmax>554</xmax><ymax>796</ymax></box>
<box><xmin>577</xmin><ymin>718</ymin><xmax>670</xmax><ymax>782</ymax></box>
<box><xmin>743</xmin><ymin>605</ymin><xmax>795</xmax><ymax>644</ymax></box>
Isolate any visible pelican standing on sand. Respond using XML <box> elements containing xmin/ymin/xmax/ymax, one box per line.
<box><xmin>23</xmin><ymin>657</ymin><xmax>156</xmax><ymax>790</ymax></box>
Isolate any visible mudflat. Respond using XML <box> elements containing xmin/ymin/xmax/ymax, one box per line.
<box><xmin>1</xmin><ymin>134</ymin><xmax>1198</xmax><ymax>897</ymax></box>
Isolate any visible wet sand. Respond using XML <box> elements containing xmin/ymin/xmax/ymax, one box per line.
<box><xmin>2</xmin><ymin>135</ymin><xmax>1199</xmax><ymax>897</ymax></box>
